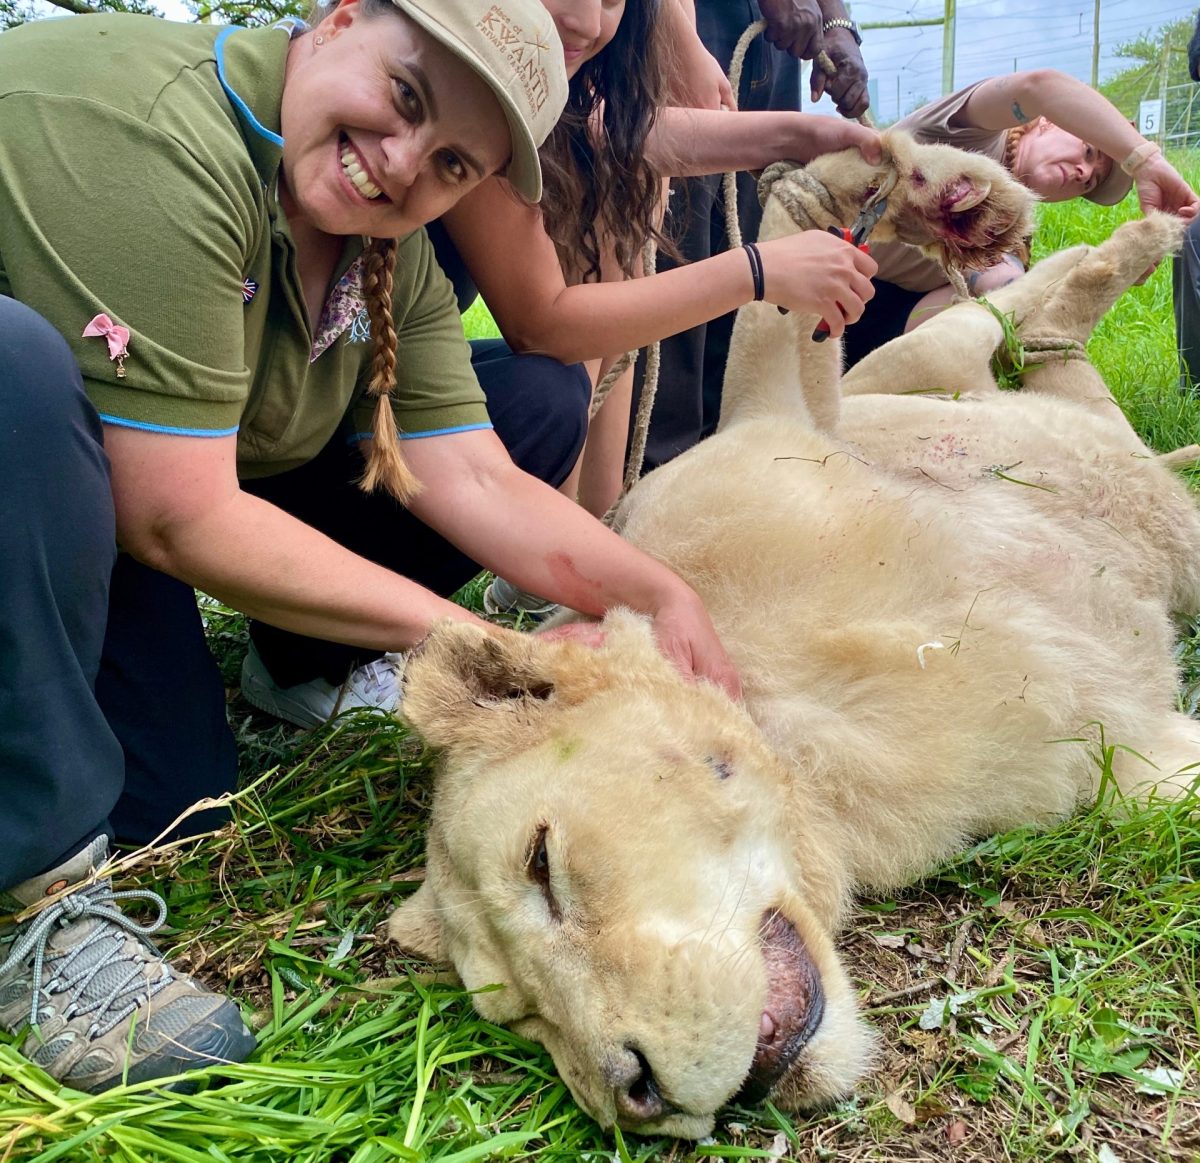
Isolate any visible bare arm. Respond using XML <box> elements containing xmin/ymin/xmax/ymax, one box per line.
<box><xmin>963</xmin><ymin>70</ymin><xmax>1198</xmax><ymax>217</ymax></box>
<box><xmin>105</xmin><ymin>425</ymin><xmax>481</xmax><ymax>653</ymax></box>
<box><xmin>105</xmin><ymin>422</ymin><xmax>741</xmax><ymax>696</ymax></box>
<box><xmin>647</xmin><ymin>106</ymin><xmax>879</xmax><ymax>176</ymax></box>
<box><xmin>444</xmin><ymin>149</ymin><xmax>878</xmax><ymax>362</ymax></box>
<box><xmin>400</xmin><ymin>428</ymin><xmax>741</xmax><ymax>697</ymax></box>
<box><xmin>661</xmin><ymin>0</ymin><xmax>734</xmax><ymax>110</ymax></box>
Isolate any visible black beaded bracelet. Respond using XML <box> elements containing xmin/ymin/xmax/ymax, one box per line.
<box><xmin>742</xmin><ymin>242</ymin><xmax>765</xmax><ymax>302</ymax></box>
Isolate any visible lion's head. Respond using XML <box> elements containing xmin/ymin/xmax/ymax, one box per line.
<box><xmin>388</xmin><ymin>614</ymin><xmax>875</xmax><ymax>1137</ymax></box>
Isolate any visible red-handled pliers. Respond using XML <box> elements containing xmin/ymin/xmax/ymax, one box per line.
<box><xmin>810</xmin><ymin>194</ymin><xmax>889</xmax><ymax>342</ymax></box>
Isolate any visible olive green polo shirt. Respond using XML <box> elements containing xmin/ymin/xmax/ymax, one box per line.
<box><xmin>0</xmin><ymin>13</ymin><xmax>490</xmax><ymax>478</ymax></box>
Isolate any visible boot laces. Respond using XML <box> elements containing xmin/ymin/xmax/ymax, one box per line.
<box><xmin>0</xmin><ymin>881</ymin><xmax>172</xmax><ymax>1036</ymax></box>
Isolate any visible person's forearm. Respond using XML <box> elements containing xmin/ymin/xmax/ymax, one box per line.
<box><xmin>989</xmin><ymin>70</ymin><xmax>1147</xmax><ymax>161</ymax></box>
<box><xmin>650</xmin><ymin>107</ymin><xmax>822</xmax><ymax>175</ymax></box>
<box><xmin>128</xmin><ymin>489</ymin><xmax>480</xmax><ymax>651</ymax></box>
<box><xmin>817</xmin><ymin>0</ymin><xmax>851</xmax><ymax>20</ymax></box>
<box><xmin>408</xmin><ymin>456</ymin><xmax>694</xmax><ymax>619</ymax></box>
<box><xmin>671</xmin><ymin>0</ymin><xmax>696</xmax><ymax>25</ymax></box>
<box><xmin>502</xmin><ymin>246</ymin><xmax>755</xmax><ymax>362</ymax></box>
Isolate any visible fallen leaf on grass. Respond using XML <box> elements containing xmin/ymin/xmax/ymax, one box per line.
<box><xmin>1134</xmin><ymin>1065</ymin><xmax>1184</xmax><ymax>1094</ymax></box>
<box><xmin>946</xmin><ymin>1119</ymin><xmax>968</xmax><ymax>1145</ymax></box>
<box><xmin>885</xmin><ymin>1091</ymin><xmax>916</xmax><ymax>1124</ymax></box>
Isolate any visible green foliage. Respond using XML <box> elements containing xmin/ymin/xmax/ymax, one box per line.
<box><xmin>1099</xmin><ymin>13</ymin><xmax>1199</xmax><ymax>119</ymax></box>
<box><xmin>0</xmin><ymin>0</ymin><xmax>303</xmax><ymax>30</ymax></box>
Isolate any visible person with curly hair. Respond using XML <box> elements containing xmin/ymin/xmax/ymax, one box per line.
<box><xmin>352</xmin><ymin>0</ymin><xmax>878</xmax><ymax>623</ymax></box>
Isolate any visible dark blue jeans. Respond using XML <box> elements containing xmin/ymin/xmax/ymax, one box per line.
<box><xmin>0</xmin><ymin>295</ymin><xmax>587</xmax><ymax>888</ymax></box>
<box><xmin>1174</xmin><ymin>215</ymin><xmax>1200</xmax><ymax>392</ymax></box>
<box><xmin>247</xmin><ymin>341</ymin><xmax>590</xmax><ymax>687</ymax></box>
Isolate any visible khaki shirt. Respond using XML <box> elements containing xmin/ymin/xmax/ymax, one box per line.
<box><xmin>0</xmin><ymin>14</ymin><xmax>490</xmax><ymax>478</ymax></box>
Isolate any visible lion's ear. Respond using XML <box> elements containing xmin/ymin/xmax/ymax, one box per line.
<box><xmin>401</xmin><ymin>621</ymin><xmax>607</xmax><ymax>756</ymax></box>
<box><xmin>387</xmin><ymin>882</ymin><xmax>453</xmax><ymax>969</ymax></box>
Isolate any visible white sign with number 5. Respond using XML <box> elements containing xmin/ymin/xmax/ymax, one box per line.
<box><xmin>1138</xmin><ymin>98</ymin><xmax>1163</xmax><ymax>137</ymax></box>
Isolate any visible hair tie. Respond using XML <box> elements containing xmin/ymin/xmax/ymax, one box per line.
<box><xmin>742</xmin><ymin>242</ymin><xmax>765</xmax><ymax>302</ymax></box>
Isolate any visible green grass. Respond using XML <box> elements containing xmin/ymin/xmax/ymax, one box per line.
<box><xmin>4</xmin><ymin>160</ymin><xmax>1200</xmax><ymax>1162</ymax></box>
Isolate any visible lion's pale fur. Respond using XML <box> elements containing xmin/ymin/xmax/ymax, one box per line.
<box><xmin>389</xmin><ymin>143</ymin><xmax>1199</xmax><ymax>1138</ymax></box>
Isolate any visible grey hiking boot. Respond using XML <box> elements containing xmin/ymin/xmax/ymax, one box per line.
<box><xmin>240</xmin><ymin>642</ymin><xmax>406</xmax><ymax>730</ymax></box>
<box><xmin>0</xmin><ymin>837</ymin><xmax>255</xmax><ymax>1093</ymax></box>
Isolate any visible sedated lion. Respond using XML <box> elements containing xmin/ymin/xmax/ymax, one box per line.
<box><xmin>387</xmin><ymin>134</ymin><xmax>1200</xmax><ymax>1139</ymax></box>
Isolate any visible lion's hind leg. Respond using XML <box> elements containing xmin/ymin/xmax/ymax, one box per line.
<box><xmin>988</xmin><ymin>214</ymin><xmax>1187</xmax><ymax>372</ymax></box>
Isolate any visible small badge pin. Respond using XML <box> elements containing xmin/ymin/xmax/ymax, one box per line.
<box><xmin>242</xmin><ymin>278</ymin><xmax>259</xmax><ymax>304</ymax></box>
<box><xmin>82</xmin><ymin>313</ymin><xmax>130</xmax><ymax>379</ymax></box>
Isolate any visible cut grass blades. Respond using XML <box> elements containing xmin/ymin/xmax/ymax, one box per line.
<box><xmin>4</xmin><ymin>156</ymin><xmax>1200</xmax><ymax>1161</ymax></box>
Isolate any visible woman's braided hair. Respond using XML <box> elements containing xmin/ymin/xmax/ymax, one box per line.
<box><xmin>360</xmin><ymin>235</ymin><xmax>422</xmax><ymax>503</ymax></box>
<box><xmin>1001</xmin><ymin>120</ymin><xmax>1037</xmax><ymax>267</ymax></box>
<box><xmin>1002</xmin><ymin>118</ymin><xmax>1038</xmax><ymax>177</ymax></box>
<box><xmin>312</xmin><ymin>0</ymin><xmax>420</xmax><ymax>504</ymax></box>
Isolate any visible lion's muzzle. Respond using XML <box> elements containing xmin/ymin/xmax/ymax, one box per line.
<box><xmin>734</xmin><ymin>909</ymin><xmax>826</xmax><ymax>1104</ymax></box>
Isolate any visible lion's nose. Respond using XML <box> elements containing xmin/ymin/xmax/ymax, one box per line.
<box><xmin>606</xmin><ymin>1044</ymin><xmax>671</xmax><ymax>1124</ymax></box>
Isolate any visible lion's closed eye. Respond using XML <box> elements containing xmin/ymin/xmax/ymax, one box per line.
<box><xmin>525</xmin><ymin>823</ymin><xmax>562</xmax><ymax>921</ymax></box>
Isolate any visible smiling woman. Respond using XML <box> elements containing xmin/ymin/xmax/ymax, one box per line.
<box><xmin>0</xmin><ymin>0</ymin><xmax>743</xmax><ymax>1101</ymax></box>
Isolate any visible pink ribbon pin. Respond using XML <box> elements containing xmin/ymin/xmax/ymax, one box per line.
<box><xmin>82</xmin><ymin>313</ymin><xmax>130</xmax><ymax>361</ymax></box>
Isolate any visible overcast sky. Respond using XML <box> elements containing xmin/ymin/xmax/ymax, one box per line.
<box><xmin>67</xmin><ymin>0</ymin><xmax>1197</xmax><ymax>127</ymax></box>
<box><xmin>838</xmin><ymin>0</ymin><xmax>1196</xmax><ymax>124</ymax></box>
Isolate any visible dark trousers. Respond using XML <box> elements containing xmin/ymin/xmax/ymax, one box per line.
<box><xmin>840</xmin><ymin>280</ymin><xmax>924</xmax><ymax>371</ymax></box>
<box><xmin>1174</xmin><ymin>216</ymin><xmax>1200</xmax><ymax>391</ymax></box>
<box><xmin>247</xmin><ymin>341</ymin><xmax>590</xmax><ymax>687</ymax></box>
<box><xmin>0</xmin><ymin>294</ymin><xmax>587</xmax><ymax>888</ymax></box>
<box><xmin>633</xmin><ymin>1</ymin><xmax>803</xmax><ymax>472</ymax></box>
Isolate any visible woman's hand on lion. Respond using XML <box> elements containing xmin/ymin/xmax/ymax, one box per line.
<box><xmin>1134</xmin><ymin>155</ymin><xmax>1199</xmax><ymax>220</ymax></box>
<box><xmin>540</xmin><ymin>595</ymin><xmax>742</xmax><ymax>701</ymax></box>
<box><xmin>647</xmin><ymin>590</ymin><xmax>743</xmax><ymax>701</ymax></box>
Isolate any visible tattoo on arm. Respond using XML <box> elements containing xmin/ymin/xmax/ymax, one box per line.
<box><xmin>1011</xmin><ymin>100</ymin><xmax>1030</xmax><ymax>123</ymax></box>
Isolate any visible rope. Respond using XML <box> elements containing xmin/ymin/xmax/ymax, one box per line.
<box><xmin>1020</xmin><ymin>336</ymin><xmax>1088</xmax><ymax>364</ymax></box>
<box><xmin>589</xmin><ymin>349</ymin><xmax>637</xmax><ymax>421</ymax></box>
<box><xmin>596</xmin><ymin>238</ymin><xmax>659</xmax><ymax>528</ymax></box>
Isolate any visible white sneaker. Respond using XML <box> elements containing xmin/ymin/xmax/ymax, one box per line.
<box><xmin>482</xmin><ymin>576</ymin><xmax>560</xmax><ymax>621</ymax></box>
<box><xmin>239</xmin><ymin>644</ymin><xmax>406</xmax><ymax>729</ymax></box>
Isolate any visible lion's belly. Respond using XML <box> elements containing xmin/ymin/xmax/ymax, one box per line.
<box><xmin>616</xmin><ymin>414</ymin><xmax>1182</xmax><ymax>881</ymax></box>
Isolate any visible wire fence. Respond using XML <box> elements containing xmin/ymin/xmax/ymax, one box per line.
<box><xmin>1162</xmin><ymin>83</ymin><xmax>1200</xmax><ymax>150</ymax></box>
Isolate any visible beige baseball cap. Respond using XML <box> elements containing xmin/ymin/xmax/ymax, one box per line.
<box><xmin>391</xmin><ymin>0</ymin><xmax>568</xmax><ymax>201</ymax></box>
<box><xmin>1086</xmin><ymin>151</ymin><xmax>1133</xmax><ymax>206</ymax></box>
